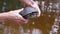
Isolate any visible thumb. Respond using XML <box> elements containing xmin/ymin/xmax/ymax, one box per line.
<box><xmin>37</xmin><ymin>6</ymin><xmax>41</xmax><ymax>17</ymax></box>
<box><xmin>16</xmin><ymin>8</ymin><xmax>24</xmax><ymax>13</ymax></box>
<box><xmin>11</xmin><ymin>8</ymin><xmax>24</xmax><ymax>13</ymax></box>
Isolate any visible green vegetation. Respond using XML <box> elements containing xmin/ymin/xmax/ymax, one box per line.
<box><xmin>0</xmin><ymin>0</ymin><xmax>24</xmax><ymax>12</ymax></box>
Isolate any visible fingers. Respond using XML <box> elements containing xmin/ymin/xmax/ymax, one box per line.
<box><xmin>13</xmin><ymin>19</ymin><xmax>28</xmax><ymax>24</ymax></box>
<box><xmin>8</xmin><ymin>8</ymin><xmax>28</xmax><ymax>24</ymax></box>
<box><xmin>16</xmin><ymin>14</ymin><xmax>29</xmax><ymax>23</ymax></box>
<box><xmin>37</xmin><ymin>6</ymin><xmax>41</xmax><ymax>17</ymax></box>
<box><xmin>8</xmin><ymin>16</ymin><xmax>29</xmax><ymax>24</ymax></box>
<box><xmin>16</xmin><ymin>8</ymin><xmax>24</xmax><ymax>13</ymax></box>
<box><xmin>31</xmin><ymin>4</ymin><xmax>41</xmax><ymax>17</ymax></box>
<box><xmin>15</xmin><ymin>18</ymin><xmax>29</xmax><ymax>24</ymax></box>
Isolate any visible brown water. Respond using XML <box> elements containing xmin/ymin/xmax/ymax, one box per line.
<box><xmin>0</xmin><ymin>12</ymin><xmax>60</xmax><ymax>34</ymax></box>
<box><xmin>0</xmin><ymin>0</ymin><xmax>60</xmax><ymax>34</ymax></box>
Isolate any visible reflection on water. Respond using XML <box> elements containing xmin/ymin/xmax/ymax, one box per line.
<box><xmin>49</xmin><ymin>16</ymin><xmax>60</xmax><ymax>34</ymax></box>
<box><xmin>0</xmin><ymin>24</ymin><xmax>42</xmax><ymax>34</ymax></box>
<box><xmin>47</xmin><ymin>2</ymin><xmax>53</xmax><ymax>13</ymax></box>
<box><xmin>32</xmin><ymin>28</ymin><xmax>42</xmax><ymax>34</ymax></box>
<box><xmin>19</xmin><ymin>25</ymin><xmax>30</xmax><ymax>34</ymax></box>
<box><xmin>41</xmin><ymin>1</ymin><xmax>45</xmax><ymax>12</ymax></box>
<box><xmin>19</xmin><ymin>24</ymin><xmax>42</xmax><ymax>34</ymax></box>
<box><xmin>0</xmin><ymin>21</ymin><xmax>59</xmax><ymax>34</ymax></box>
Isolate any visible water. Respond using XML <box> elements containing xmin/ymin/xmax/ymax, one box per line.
<box><xmin>0</xmin><ymin>0</ymin><xmax>60</xmax><ymax>34</ymax></box>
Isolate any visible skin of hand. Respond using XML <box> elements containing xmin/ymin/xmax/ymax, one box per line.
<box><xmin>20</xmin><ymin>0</ymin><xmax>41</xmax><ymax>17</ymax></box>
<box><xmin>0</xmin><ymin>8</ymin><xmax>29</xmax><ymax>24</ymax></box>
<box><xmin>8</xmin><ymin>8</ymin><xmax>29</xmax><ymax>24</ymax></box>
<box><xmin>31</xmin><ymin>2</ymin><xmax>41</xmax><ymax>17</ymax></box>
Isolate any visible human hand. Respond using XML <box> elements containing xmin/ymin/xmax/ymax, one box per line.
<box><xmin>30</xmin><ymin>1</ymin><xmax>41</xmax><ymax>17</ymax></box>
<box><xmin>7</xmin><ymin>8</ymin><xmax>29</xmax><ymax>24</ymax></box>
<box><xmin>20</xmin><ymin>0</ymin><xmax>41</xmax><ymax>17</ymax></box>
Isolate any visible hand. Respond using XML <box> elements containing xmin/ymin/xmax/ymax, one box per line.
<box><xmin>7</xmin><ymin>8</ymin><xmax>29</xmax><ymax>24</ymax></box>
<box><xmin>30</xmin><ymin>1</ymin><xmax>41</xmax><ymax>17</ymax></box>
<box><xmin>20</xmin><ymin>0</ymin><xmax>41</xmax><ymax>17</ymax></box>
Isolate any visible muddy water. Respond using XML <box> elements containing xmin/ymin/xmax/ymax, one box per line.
<box><xmin>0</xmin><ymin>12</ymin><xmax>60</xmax><ymax>34</ymax></box>
<box><xmin>0</xmin><ymin>0</ymin><xmax>60</xmax><ymax>34</ymax></box>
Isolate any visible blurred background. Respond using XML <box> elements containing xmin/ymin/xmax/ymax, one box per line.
<box><xmin>0</xmin><ymin>0</ymin><xmax>60</xmax><ymax>34</ymax></box>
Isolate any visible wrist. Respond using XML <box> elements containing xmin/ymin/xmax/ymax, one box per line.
<box><xmin>0</xmin><ymin>12</ymin><xmax>9</xmax><ymax>21</ymax></box>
